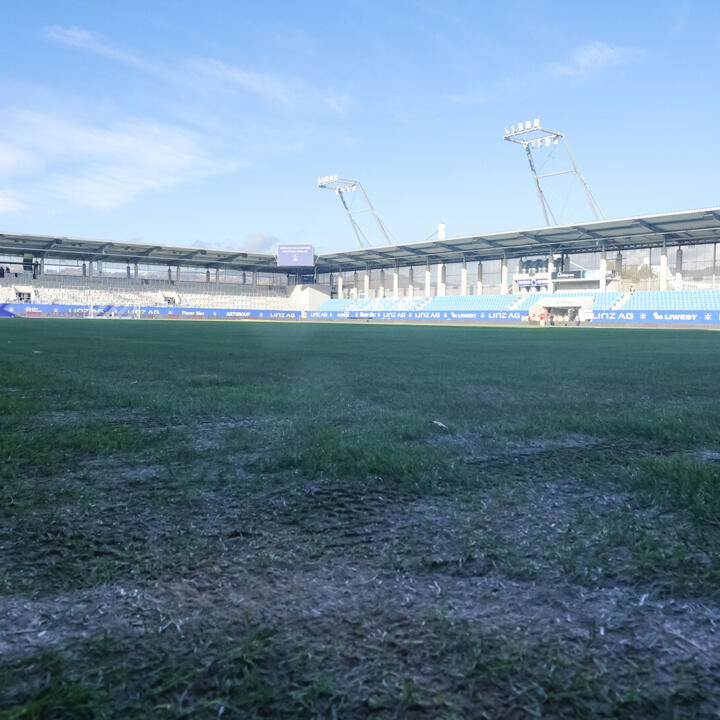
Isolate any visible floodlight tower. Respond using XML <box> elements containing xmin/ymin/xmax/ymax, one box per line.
<box><xmin>503</xmin><ymin>119</ymin><xmax>604</xmax><ymax>225</ymax></box>
<box><xmin>317</xmin><ymin>174</ymin><xmax>394</xmax><ymax>248</ymax></box>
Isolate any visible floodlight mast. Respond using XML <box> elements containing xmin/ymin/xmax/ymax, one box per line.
<box><xmin>317</xmin><ymin>174</ymin><xmax>393</xmax><ymax>248</ymax></box>
<box><xmin>503</xmin><ymin>120</ymin><xmax>604</xmax><ymax>226</ymax></box>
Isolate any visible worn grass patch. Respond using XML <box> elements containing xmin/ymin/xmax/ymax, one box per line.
<box><xmin>1</xmin><ymin>320</ymin><xmax>720</xmax><ymax>717</ymax></box>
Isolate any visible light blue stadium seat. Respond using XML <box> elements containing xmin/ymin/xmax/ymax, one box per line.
<box><xmin>623</xmin><ymin>290</ymin><xmax>720</xmax><ymax>310</ymax></box>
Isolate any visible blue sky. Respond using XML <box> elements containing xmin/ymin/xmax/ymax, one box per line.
<box><xmin>0</xmin><ymin>1</ymin><xmax>718</xmax><ymax>254</ymax></box>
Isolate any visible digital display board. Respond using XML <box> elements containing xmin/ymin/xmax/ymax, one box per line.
<box><xmin>277</xmin><ymin>244</ymin><xmax>314</xmax><ymax>267</ymax></box>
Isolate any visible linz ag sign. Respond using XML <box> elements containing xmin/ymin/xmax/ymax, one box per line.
<box><xmin>277</xmin><ymin>244</ymin><xmax>314</xmax><ymax>267</ymax></box>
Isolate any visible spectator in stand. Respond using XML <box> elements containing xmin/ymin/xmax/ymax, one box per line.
<box><xmin>0</xmin><ymin>266</ymin><xmax>4</xmax><ymax>278</ymax></box>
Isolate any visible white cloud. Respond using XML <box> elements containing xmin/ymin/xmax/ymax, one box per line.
<box><xmin>324</xmin><ymin>92</ymin><xmax>352</xmax><ymax>115</ymax></box>
<box><xmin>0</xmin><ymin>110</ymin><xmax>237</xmax><ymax>210</ymax></box>
<box><xmin>44</xmin><ymin>26</ymin><xmax>150</xmax><ymax>70</ymax></box>
<box><xmin>0</xmin><ymin>193</ymin><xmax>27</xmax><ymax>213</ymax></box>
<box><xmin>242</xmin><ymin>232</ymin><xmax>279</xmax><ymax>252</ymax></box>
<box><xmin>0</xmin><ymin>143</ymin><xmax>38</xmax><ymax>175</ymax></box>
<box><xmin>449</xmin><ymin>41</ymin><xmax>638</xmax><ymax>104</ymax></box>
<box><xmin>548</xmin><ymin>42</ymin><xmax>636</xmax><ymax>77</ymax></box>
<box><xmin>186</xmin><ymin>58</ymin><xmax>295</xmax><ymax>104</ymax></box>
<box><xmin>45</xmin><ymin>25</ymin><xmax>352</xmax><ymax>114</ymax></box>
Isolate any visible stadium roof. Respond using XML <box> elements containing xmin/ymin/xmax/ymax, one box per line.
<box><xmin>2</xmin><ymin>206</ymin><xmax>720</xmax><ymax>274</ymax></box>
<box><xmin>0</xmin><ymin>233</ymin><xmax>279</xmax><ymax>271</ymax></box>
<box><xmin>315</xmin><ymin>207</ymin><xmax>720</xmax><ymax>272</ymax></box>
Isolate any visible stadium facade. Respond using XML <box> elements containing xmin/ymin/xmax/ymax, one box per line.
<box><xmin>3</xmin><ymin>206</ymin><xmax>720</xmax><ymax>326</ymax></box>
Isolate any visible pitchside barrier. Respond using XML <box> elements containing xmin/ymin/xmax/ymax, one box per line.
<box><xmin>3</xmin><ymin>303</ymin><xmax>720</xmax><ymax>325</ymax></box>
<box><xmin>0</xmin><ymin>303</ymin><xmax>301</xmax><ymax>320</ymax></box>
<box><xmin>307</xmin><ymin>309</ymin><xmax>720</xmax><ymax>324</ymax></box>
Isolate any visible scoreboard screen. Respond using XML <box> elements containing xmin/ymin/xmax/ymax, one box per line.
<box><xmin>277</xmin><ymin>244</ymin><xmax>314</xmax><ymax>267</ymax></box>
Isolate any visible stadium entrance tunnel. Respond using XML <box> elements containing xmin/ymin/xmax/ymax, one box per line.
<box><xmin>527</xmin><ymin>296</ymin><xmax>594</xmax><ymax>325</ymax></box>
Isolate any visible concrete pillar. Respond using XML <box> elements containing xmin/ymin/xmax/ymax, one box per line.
<box><xmin>379</xmin><ymin>269</ymin><xmax>385</xmax><ymax>298</ymax></box>
<box><xmin>476</xmin><ymin>262</ymin><xmax>483</xmax><ymax>295</ymax></box>
<box><xmin>206</xmin><ymin>269</ymin><xmax>210</xmax><ymax>283</ymax></box>
<box><xmin>660</xmin><ymin>245</ymin><xmax>668</xmax><ymax>291</ymax></box>
<box><xmin>363</xmin><ymin>269</ymin><xmax>370</xmax><ymax>297</ymax></box>
<box><xmin>714</xmin><ymin>244</ymin><xmax>717</xmax><ymax>289</ymax></box>
<box><xmin>88</xmin><ymin>261</ymin><xmax>94</xmax><ymax>278</ymax></box>
<box><xmin>615</xmin><ymin>252</ymin><xmax>623</xmax><ymax>284</ymax></box>
<box><xmin>460</xmin><ymin>260</ymin><xmax>468</xmax><ymax>296</ymax></box>
<box><xmin>252</xmin><ymin>271</ymin><xmax>257</xmax><ymax>286</ymax></box>
<box><xmin>337</xmin><ymin>273</ymin><xmax>343</xmax><ymax>298</ymax></box>
<box><xmin>126</xmin><ymin>264</ymin><xmax>131</xmax><ymax>279</ymax></box>
<box><xmin>392</xmin><ymin>266</ymin><xmax>399</xmax><ymax>299</ymax></box>
<box><xmin>599</xmin><ymin>247</ymin><xmax>607</xmax><ymax>293</ymax></box>
<box><xmin>424</xmin><ymin>263</ymin><xmax>431</xmax><ymax>297</ymax></box>
<box><xmin>82</xmin><ymin>262</ymin><xmax>87</xmax><ymax>277</ymax></box>
<box><xmin>408</xmin><ymin>267</ymin><xmax>414</xmax><ymax>298</ymax></box>
<box><xmin>40</xmin><ymin>257</ymin><xmax>45</xmax><ymax>275</ymax></box>
<box><xmin>438</xmin><ymin>222</ymin><xmax>446</xmax><ymax>241</ymax></box>
<box><xmin>436</xmin><ymin>264</ymin><xmax>446</xmax><ymax>296</ymax></box>
<box><xmin>675</xmin><ymin>248</ymin><xmax>683</xmax><ymax>290</ymax></box>
<box><xmin>175</xmin><ymin>266</ymin><xmax>181</xmax><ymax>282</ymax></box>
<box><xmin>547</xmin><ymin>254</ymin><xmax>555</xmax><ymax>294</ymax></box>
<box><xmin>215</xmin><ymin>268</ymin><xmax>220</xmax><ymax>284</ymax></box>
<box><xmin>167</xmin><ymin>267</ymin><xmax>172</xmax><ymax>281</ymax></box>
<box><xmin>134</xmin><ymin>263</ymin><xmax>138</xmax><ymax>279</ymax></box>
<box><xmin>500</xmin><ymin>257</ymin><xmax>509</xmax><ymax>295</ymax></box>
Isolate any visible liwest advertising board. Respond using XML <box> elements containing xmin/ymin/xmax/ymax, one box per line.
<box><xmin>277</xmin><ymin>244</ymin><xmax>314</xmax><ymax>267</ymax></box>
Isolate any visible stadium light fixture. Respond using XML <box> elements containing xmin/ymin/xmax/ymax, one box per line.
<box><xmin>502</xmin><ymin>119</ymin><xmax>604</xmax><ymax>226</ymax></box>
<box><xmin>317</xmin><ymin>174</ymin><xmax>394</xmax><ymax>249</ymax></box>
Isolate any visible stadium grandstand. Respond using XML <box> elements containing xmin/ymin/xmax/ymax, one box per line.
<box><xmin>3</xmin><ymin>206</ymin><xmax>720</xmax><ymax>325</ymax></box>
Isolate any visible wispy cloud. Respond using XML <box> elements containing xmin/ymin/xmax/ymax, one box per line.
<box><xmin>547</xmin><ymin>42</ymin><xmax>637</xmax><ymax>78</ymax></box>
<box><xmin>186</xmin><ymin>58</ymin><xmax>295</xmax><ymax>105</ymax></box>
<box><xmin>45</xmin><ymin>25</ymin><xmax>351</xmax><ymax>114</ymax></box>
<box><xmin>0</xmin><ymin>110</ymin><xmax>238</xmax><ymax>210</ymax></box>
<box><xmin>242</xmin><ymin>232</ymin><xmax>279</xmax><ymax>252</ymax></box>
<box><xmin>44</xmin><ymin>26</ymin><xmax>151</xmax><ymax>70</ymax></box>
<box><xmin>0</xmin><ymin>193</ymin><xmax>27</xmax><ymax>214</ymax></box>
<box><xmin>447</xmin><ymin>41</ymin><xmax>638</xmax><ymax>106</ymax></box>
<box><xmin>324</xmin><ymin>92</ymin><xmax>352</xmax><ymax>115</ymax></box>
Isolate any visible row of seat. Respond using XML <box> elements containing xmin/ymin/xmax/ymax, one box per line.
<box><xmin>316</xmin><ymin>292</ymin><xmax>623</xmax><ymax>313</ymax></box>
<box><xmin>623</xmin><ymin>290</ymin><xmax>720</xmax><ymax>310</ymax></box>
<box><xmin>0</xmin><ymin>285</ymin><xmax>293</xmax><ymax>310</ymax></box>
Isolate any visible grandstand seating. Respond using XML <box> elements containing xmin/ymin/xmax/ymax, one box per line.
<box><xmin>421</xmin><ymin>295</ymin><xmax>517</xmax><ymax>311</ymax></box>
<box><xmin>623</xmin><ymin>290</ymin><xmax>720</xmax><ymax>310</ymax></box>
<box><xmin>314</xmin><ymin>298</ymin><xmax>354</xmax><ymax>311</ymax></box>
<box><xmin>316</xmin><ymin>292</ymin><xmax>627</xmax><ymax>314</ymax></box>
<box><xmin>6</xmin><ymin>276</ymin><xmax>720</xmax><ymax>319</ymax></box>
<box><xmin>0</xmin><ymin>275</ymin><xmax>297</xmax><ymax>310</ymax></box>
<box><xmin>347</xmin><ymin>297</ymin><xmax>420</xmax><ymax>311</ymax></box>
<box><xmin>513</xmin><ymin>291</ymin><xmax>622</xmax><ymax>311</ymax></box>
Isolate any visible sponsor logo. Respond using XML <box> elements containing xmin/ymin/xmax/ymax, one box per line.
<box><xmin>595</xmin><ymin>311</ymin><xmax>636</xmax><ymax>321</ymax></box>
<box><xmin>652</xmin><ymin>311</ymin><xmax>697</xmax><ymax>321</ymax></box>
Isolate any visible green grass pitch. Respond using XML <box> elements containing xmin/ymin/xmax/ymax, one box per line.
<box><xmin>2</xmin><ymin>319</ymin><xmax>720</xmax><ymax>718</ymax></box>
